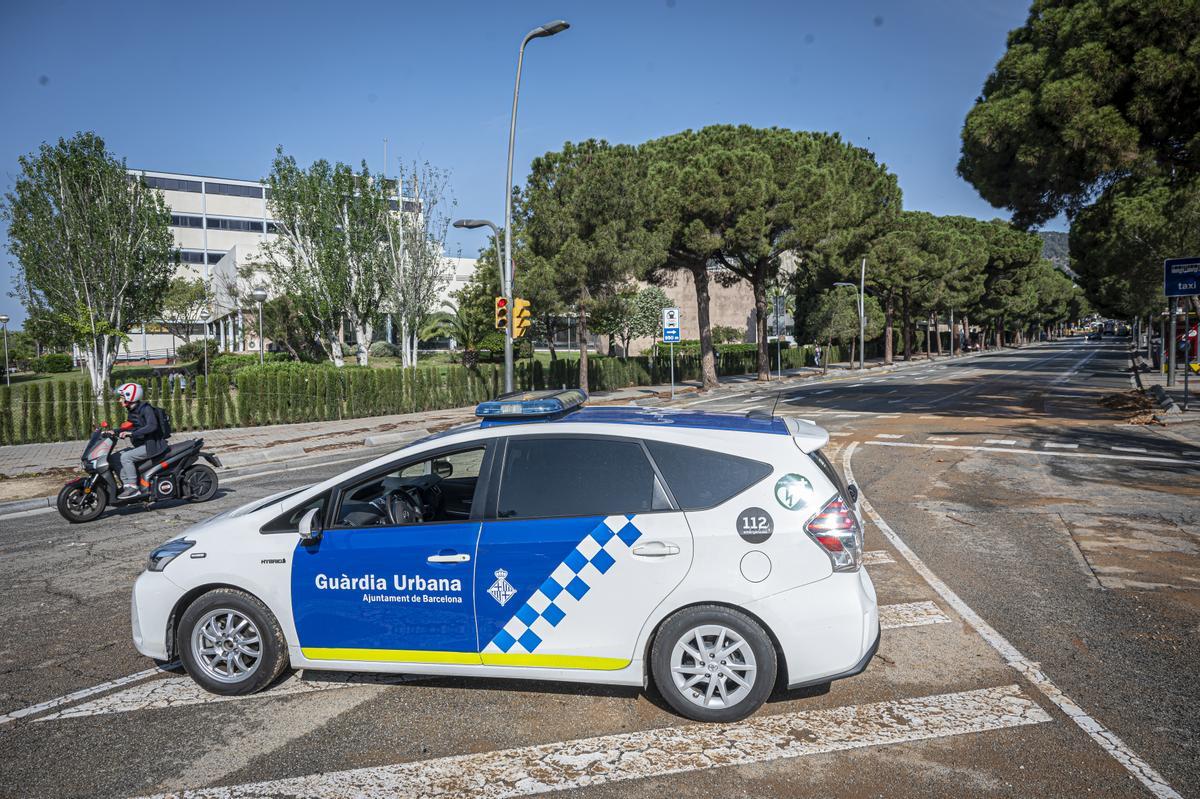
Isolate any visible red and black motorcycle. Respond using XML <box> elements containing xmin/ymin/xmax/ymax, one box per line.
<box><xmin>57</xmin><ymin>421</ymin><xmax>223</xmax><ymax>523</ymax></box>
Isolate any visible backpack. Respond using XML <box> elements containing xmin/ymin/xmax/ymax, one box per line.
<box><xmin>155</xmin><ymin>405</ymin><xmax>173</xmax><ymax>438</ymax></box>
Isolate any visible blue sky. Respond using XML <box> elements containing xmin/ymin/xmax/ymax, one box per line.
<box><xmin>0</xmin><ymin>0</ymin><xmax>1052</xmax><ymax>326</ymax></box>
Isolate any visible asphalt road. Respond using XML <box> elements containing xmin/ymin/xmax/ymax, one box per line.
<box><xmin>0</xmin><ymin>337</ymin><xmax>1196</xmax><ymax>799</ymax></box>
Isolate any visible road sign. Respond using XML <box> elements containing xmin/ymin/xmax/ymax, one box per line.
<box><xmin>1164</xmin><ymin>257</ymin><xmax>1200</xmax><ymax>297</ymax></box>
<box><xmin>663</xmin><ymin>327</ymin><xmax>681</xmax><ymax>343</ymax></box>
<box><xmin>662</xmin><ymin>307</ymin><xmax>680</xmax><ymax>331</ymax></box>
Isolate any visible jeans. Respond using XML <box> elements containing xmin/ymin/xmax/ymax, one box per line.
<box><xmin>119</xmin><ymin>444</ymin><xmax>150</xmax><ymax>488</ymax></box>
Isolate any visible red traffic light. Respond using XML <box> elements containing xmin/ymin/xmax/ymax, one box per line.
<box><xmin>496</xmin><ymin>298</ymin><xmax>508</xmax><ymax>308</ymax></box>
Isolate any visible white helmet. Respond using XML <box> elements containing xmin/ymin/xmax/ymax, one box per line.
<box><xmin>116</xmin><ymin>382</ymin><xmax>144</xmax><ymax>405</ymax></box>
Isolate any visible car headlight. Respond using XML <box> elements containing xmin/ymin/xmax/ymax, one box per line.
<box><xmin>147</xmin><ymin>539</ymin><xmax>194</xmax><ymax>572</ymax></box>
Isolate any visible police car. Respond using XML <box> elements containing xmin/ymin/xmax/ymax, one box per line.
<box><xmin>132</xmin><ymin>390</ymin><xmax>878</xmax><ymax>722</ymax></box>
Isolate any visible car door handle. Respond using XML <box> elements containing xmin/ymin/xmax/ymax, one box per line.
<box><xmin>632</xmin><ymin>541</ymin><xmax>680</xmax><ymax>557</ymax></box>
<box><xmin>427</xmin><ymin>553</ymin><xmax>471</xmax><ymax>564</ymax></box>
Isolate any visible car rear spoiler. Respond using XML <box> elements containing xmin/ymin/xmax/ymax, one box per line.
<box><xmin>783</xmin><ymin>417</ymin><xmax>829</xmax><ymax>453</ymax></box>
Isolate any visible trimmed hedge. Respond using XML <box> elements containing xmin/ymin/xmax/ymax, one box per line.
<box><xmin>33</xmin><ymin>353</ymin><xmax>73</xmax><ymax>373</ymax></box>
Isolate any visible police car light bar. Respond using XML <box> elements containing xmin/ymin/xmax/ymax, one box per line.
<box><xmin>475</xmin><ymin>389</ymin><xmax>588</xmax><ymax>420</ymax></box>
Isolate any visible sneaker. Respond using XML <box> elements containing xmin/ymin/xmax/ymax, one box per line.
<box><xmin>117</xmin><ymin>487</ymin><xmax>141</xmax><ymax>500</ymax></box>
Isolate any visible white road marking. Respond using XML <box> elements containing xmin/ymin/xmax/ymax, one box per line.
<box><xmin>0</xmin><ymin>662</ymin><xmax>178</xmax><ymax>726</ymax></box>
<box><xmin>842</xmin><ymin>442</ymin><xmax>1183</xmax><ymax>799</ymax></box>
<box><xmin>814</xmin><ymin>389</ymin><xmax>833</xmax><ymax>395</ymax></box>
<box><xmin>138</xmin><ymin>685</ymin><xmax>1050</xmax><ymax>799</ymax></box>
<box><xmin>928</xmin><ymin>436</ymin><xmax>959</xmax><ymax>442</ymax></box>
<box><xmin>847</xmin><ymin>383</ymin><xmax>864</xmax><ymax>388</ymax></box>
<box><xmin>741</xmin><ymin>395</ymin><xmax>764</xmax><ymax>403</ymax></box>
<box><xmin>984</xmin><ymin>439</ymin><xmax>1017</xmax><ymax>446</ymax></box>
<box><xmin>1051</xmin><ymin>347</ymin><xmax>1101</xmax><ymax>386</ymax></box>
<box><xmin>35</xmin><ymin>671</ymin><xmax>416</xmax><ymax>722</ymax></box>
<box><xmin>919</xmin><ymin>415</ymin><xmax>940</xmax><ymax>419</ymax></box>
<box><xmin>834</xmin><ymin>413</ymin><xmax>865</xmax><ymax>418</ymax></box>
<box><xmin>875</xmin><ymin>414</ymin><xmax>902</xmax><ymax>419</ymax></box>
<box><xmin>879</xmin><ymin>601</ymin><xmax>951</xmax><ymax>629</ymax></box>
<box><xmin>827</xmin><ymin>431</ymin><xmax>852</xmax><ymax>437</ymax></box>
<box><xmin>862</xmin><ymin>550</ymin><xmax>895</xmax><ymax>566</ymax></box>
<box><xmin>865</xmin><ymin>440</ymin><xmax>1189</xmax><ymax>465</ymax></box>
<box><xmin>1110</xmin><ymin>446</ymin><xmax>1146</xmax><ymax>453</ymax></box>
<box><xmin>875</xmin><ymin>433</ymin><xmax>904</xmax><ymax>439</ymax></box>
<box><xmin>1044</xmin><ymin>442</ymin><xmax>1079</xmax><ymax>450</ymax></box>
<box><xmin>887</xmin><ymin>399</ymin><xmax>904</xmax><ymax>404</ymax></box>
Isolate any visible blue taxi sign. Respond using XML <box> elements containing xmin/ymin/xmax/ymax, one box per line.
<box><xmin>1165</xmin><ymin>257</ymin><xmax>1200</xmax><ymax>297</ymax></box>
<box><xmin>475</xmin><ymin>389</ymin><xmax>587</xmax><ymax>421</ymax></box>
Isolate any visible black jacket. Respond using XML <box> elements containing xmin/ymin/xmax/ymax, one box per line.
<box><xmin>127</xmin><ymin>402</ymin><xmax>168</xmax><ymax>458</ymax></box>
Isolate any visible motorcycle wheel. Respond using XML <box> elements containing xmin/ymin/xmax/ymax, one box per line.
<box><xmin>184</xmin><ymin>464</ymin><xmax>219</xmax><ymax>502</ymax></box>
<box><xmin>57</xmin><ymin>483</ymin><xmax>108</xmax><ymax>523</ymax></box>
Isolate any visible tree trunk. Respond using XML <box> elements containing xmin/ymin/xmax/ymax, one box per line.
<box><xmin>934</xmin><ymin>314</ymin><xmax>943</xmax><ymax>356</ymax></box>
<box><xmin>83</xmin><ymin>335</ymin><xmax>119</xmax><ymax>405</ymax></box>
<box><xmin>328</xmin><ymin>332</ymin><xmax>346</xmax><ymax>368</ymax></box>
<box><xmin>995</xmin><ymin>317</ymin><xmax>1003</xmax><ymax>348</ymax></box>
<box><xmin>849</xmin><ymin>337</ymin><xmax>856</xmax><ymax>366</ymax></box>
<box><xmin>884</xmin><ymin>294</ymin><xmax>894</xmax><ymax>365</ymax></box>
<box><xmin>902</xmin><ymin>290</ymin><xmax>912</xmax><ymax>361</ymax></box>
<box><xmin>825</xmin><ymin>335</ymin><xmax>831</xmax><ymax>374</ymax></box>
<box><xmin>925</xmin><ymin>314</ymin><xmax>932</xmax><ymax>359</ymax></box>
<box><xmin>577</xmin><ymin>298</ymin><xmax>590</xmax><ymax>394</ymax></box>
<box><xmin>353</xmin><ymin>320</ymin><xmax>372</xmax><ymax>367</ymax></box>
<box><xmin>692</xmin><ymin>265</ymin><xmax>719</xmax><ymax>390</ymax></box>
<box><xmin>753</xmin><ymin>275</ymin><xmax>770</xmax><ymax>381</ymax></box>
<box><xmin>961</xmin><ymin>314</ymin><xmax>969</xmax><ymax>353</ymax></box>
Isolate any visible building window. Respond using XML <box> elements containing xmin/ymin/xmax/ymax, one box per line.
<box><xmin>170</xmin><ymin>214</ymin><xmax>204</xmax><ymax>228</ymax></box>
<box><xmin>177</xmin><ymin>250</ymin><xmax>205</xmax><ymax>264</ymax></box>
<box><xmin>207</xmin><ymin>251</ymin><xmax>226</xmax><ymax>264</ymax></box>
<box><xmin>265</xmin><ymin>221</ymin><xmax>280</xmax><ymax>234</ymax></box>
<box><xmin>205</xmin><ymin>181</ymin><xmax>264</xmax><ymax>199</ymax></box>
<box><xmin>144</xmin><ymin>175</ymin><xmax>203</xmax><ymax>193</ymax></box>
<box><xmin>206</xmin><ymin>216</ymin><xmax>265</xmax><ymax>233</ymax></box>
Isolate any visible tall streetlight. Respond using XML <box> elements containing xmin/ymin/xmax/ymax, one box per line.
<box><xmin>0</xmin><ymin>314</ymin><xmax>9</xmax><ymax>386</ymax></box>
<box><xmin>503</xmin><ymin>19</ymin><xmax>570</xmax><ymax>393</ymax></box>
<box><xmin>453</xmin><ymin>219</ymin><xmax>505</xmax><ymax>296</ymax></box>
<box><xmin>251</xmin><ymin>286</ymin><xmax>268</xmax><ymax>366</ymax></box>
<box><xmin>835</xmin><ymin>275</ymin><xmax>866</xmax><ymax>371</ymax></box>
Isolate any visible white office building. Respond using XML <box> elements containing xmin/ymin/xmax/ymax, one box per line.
<box><xmin>123</xmin><ymin>169</ymin><xmax>470</xmax><ymax>361</ymax></box>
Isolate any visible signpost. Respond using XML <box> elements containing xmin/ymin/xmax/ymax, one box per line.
<box><xmin>1164</xmin><ymin>257</ymin><xmax>1200</xmax><ymax>389</ymax></box>
<box><xmin>662</xmin><ymin>308</ymin><xmax>680</xmax><ymax>399</ymax></box>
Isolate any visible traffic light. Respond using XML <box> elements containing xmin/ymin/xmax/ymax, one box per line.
<box><xmin>513</xmin><ymin>298</ymin><xmax>532</xmax><ymax>338</ymax></box>
<box><xmin>494</xmin><ymin>297</ymin><xmax>508</xmax><ymax>331</ymax></box>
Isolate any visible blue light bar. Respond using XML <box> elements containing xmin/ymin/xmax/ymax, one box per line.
<box><xmin>475</xmin><ymin>389</ymin><xmax>588</xmax><ymax>420</ymax></box>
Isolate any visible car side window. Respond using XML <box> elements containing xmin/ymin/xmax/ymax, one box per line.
<box><xmin>333</xmin><ymin>446</ymin><xmax>486</xmax><ymax>528</ymax></box>
<box><xmin>496</xmin><ymin>437</ymin><xmax>670</xmax><ymax>520</ymax></box>
<box><xmin>644</xmin><ymin>440</ymin><xmax>772</xmax><ymax>510</ymax></box>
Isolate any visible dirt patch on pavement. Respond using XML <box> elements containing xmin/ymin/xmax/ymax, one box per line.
<box><xmin>0</xmin><ymin>468</ymin><xmax>78</xmax><ymax>502</ymax></box>
<box><xmin>1100</xmin><ymin>390</ymin><xmax>1160</xmax><ymax>425</ymax></box>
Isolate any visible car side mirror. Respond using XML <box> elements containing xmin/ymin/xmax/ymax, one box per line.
<box><xmin>432</xmin><ymin>460</ymin><xmax>453</xmax><ymax>479</ymax></box>
<box><xmin>846</xmin><ymin>483</ymin><xmax>860</xmax><ymax>506</ymax></box>
<box><xmin>298</xmin><ymin>508</ymin><xmax>323</xmax><ymax>543</ymax></box>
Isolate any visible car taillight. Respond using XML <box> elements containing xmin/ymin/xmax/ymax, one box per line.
<box><xmin>805</xmin><ymin>495</ymin><xmax>862</xmax><ymax>572</ymax></box>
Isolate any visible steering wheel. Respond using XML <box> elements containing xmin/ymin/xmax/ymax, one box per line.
<box><xmin>386</xmin><ymin>487</ymin><xmax>424</xmax><ymax>525</ymax></box>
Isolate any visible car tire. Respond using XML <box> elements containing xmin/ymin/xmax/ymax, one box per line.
<box><xmin>650</xmin><ymin>604</ymin><xmax>777</xmax><ymax>723</ymax></box>
<box><xmin>178</xmin><ymin>588</ymin><xmax>289</xmax><ymax>696</ymax></box>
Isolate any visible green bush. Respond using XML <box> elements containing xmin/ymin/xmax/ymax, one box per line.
<box><xmin>33</xmin><ymin>353</ymin><xmax>73</xmax><ymax>373</ymax></box>
<box><xmin>211</xmin><ymin>352</ymin><xmax>290</xmax><ymax>375</ymax></box>
<box><xmin>177</xmin><ymin>339</ymin><xmax>219</xmax><ymax>363</ymax></box>
<box><xmin>369</xmin><ymin>341</ymin><xmax>399</xmax><ymax>357</ymax></box>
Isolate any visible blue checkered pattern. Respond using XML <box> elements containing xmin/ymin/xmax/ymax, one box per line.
<box><xmin>486</xmin><ymin>515</ymin><xmax>643</xmax><ymax>654</ymax></box>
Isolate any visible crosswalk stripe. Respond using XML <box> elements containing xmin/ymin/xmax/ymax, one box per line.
<box><xmin>862</xmin><ymin>550</ymin><xmax>895</xmax><ymax>566</ymax></box>
<box><xmin>928</xmin><ymin>436</ymin><xmax>958</xmax><ymax>442</ymax></box>
<box><xmin>34</xmin><ymin>672</ymin><xmax>415</xmax><ymax>722</ymax></box>
<box><xmin>1044</xmin><ymin>442</ymin><xmax>1078</xmax><ymax>449</ymax></box>
<box><xmin>985</xmin><ymin>439</ymin><xmax>1016</xmax><ymax>446</ymax></box>
<box><xmin>138</xmin><ymin>685</ymin><xmax>1050</xmax><ymax>799</ymax></box>
<box><xmin>879</xmin><ymin>601</ymin><xmax>951</xmax><ymax>629</ymax></box>
<box><xmin>875</xmin><ymin>433</ymin><xmax>903</xmax><ymax>439</ymax></box>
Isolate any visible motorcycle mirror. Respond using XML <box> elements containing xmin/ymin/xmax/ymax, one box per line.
<box><xmin>847</xmin><ymin>483</ymin><xmax>860</xmax><ymax>506</ymax></box>
<box><xmin>298</xmin><ymin>508</ymin><xmax>323</xmax><ymax>543</ymax></box>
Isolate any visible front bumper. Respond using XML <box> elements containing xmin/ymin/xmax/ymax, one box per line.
<box><xmin>131</xmin><ymin>569</ymin><xmax>186</xmax><ymax>660</ymax></box>
<box><xmin>745</xmin><ymin>568</ymin><xmax>879</xmax><ymax>689</ymax></box>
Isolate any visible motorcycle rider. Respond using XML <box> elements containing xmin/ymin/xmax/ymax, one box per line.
<box><xmin>115</xmin><ymin>382</ymin><xmax>168</xmax><ymax>499</ymax></box>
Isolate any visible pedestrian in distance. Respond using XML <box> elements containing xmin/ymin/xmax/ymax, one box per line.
<box><xmin>813</xmin><ymin>343</ymin><xmax>823</xmax><ymax>371</ymax></box>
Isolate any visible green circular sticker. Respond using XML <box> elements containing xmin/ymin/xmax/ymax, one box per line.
<box><xmin>774</xmin><ymin>473</ymin><xmax>813</xmax><ymax>510</ymax></box>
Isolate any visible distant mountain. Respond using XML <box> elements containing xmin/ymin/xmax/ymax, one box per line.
<box><xmin>1038</xmin><ymin>230</ymin><xmax>1077</xmax><ymax>279</ymax></box>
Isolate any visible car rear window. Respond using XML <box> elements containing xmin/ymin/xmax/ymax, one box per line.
<box><xmin>645</xmin><ymin>440</ymin><xmax>772</xmax><ymax>511</ymax></box>
<box><xmin>808</xmin><ymin>449</ymin><xmax>848</xmax><ymax>498</ymax></box>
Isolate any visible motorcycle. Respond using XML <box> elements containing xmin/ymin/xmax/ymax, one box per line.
<box><xmin>57</xmin><ymin>421</ymin><xmax>223</xmax><ymax>523</ymax></box>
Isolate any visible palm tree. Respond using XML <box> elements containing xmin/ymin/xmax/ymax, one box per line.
<box><xmin>421</xmin><ymin>302</ymin><xmax>486</xmax><ymax>369</ymax></box>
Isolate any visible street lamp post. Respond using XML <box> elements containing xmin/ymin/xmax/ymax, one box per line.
<box><xmin>251</xmin><ymin>286</ymin><xmax>268</xmax><ymax>366</ymax></box>
<box><xmin>503</xmin><ymin>19</ymin><xmax>569</xmax><ymax>394</ymax></box>
<box><xmin>834</xmin><ymin>277</ymin><xmax>866</xmax><ymax>370</ymax></box>
<box><xmin>453</xmin><ymin>219</ymin><xmax>505</xmax><ymax>299</ymax></box>
<box><xmin>0</xmin><ymin>314</ymin><xmax>9</xmax><ymax>386</ymax></box>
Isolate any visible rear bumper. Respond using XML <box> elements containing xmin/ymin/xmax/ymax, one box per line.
<box><xmin>745</xmin><ymin>568</ymin><xmax>879</xmax><ymax>689</ymax></box>
<box><xmin>131</xmin><ymin>570</ymin><xmax>185</xmax><ymax>661</ymax></box>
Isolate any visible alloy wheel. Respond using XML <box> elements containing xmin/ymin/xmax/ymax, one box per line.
<box><xmin>669</xmin><ymin>623</ymin><xmax>758</xmax><ymax>709</ymax></box>
<box><xmin>190</xmin><ymin>609</ymin><xmax>263</xmax><ymax>684</ymax></box>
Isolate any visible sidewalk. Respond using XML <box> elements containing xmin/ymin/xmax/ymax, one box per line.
<box><xmin>1131</xmin><ymin>348</ymin><xmax>1200</xmax><ymax>447</ymax></box>
<box><xmin>0</xmin><ymin>349</ymin><xmax>999</xmax><ymax>507</ymax></box>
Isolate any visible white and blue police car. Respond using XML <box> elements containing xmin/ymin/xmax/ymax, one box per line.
<box><xmin>132</xmin><ymin>390</ymin><xmax>878</xmax><ymax>722</ymax></box>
